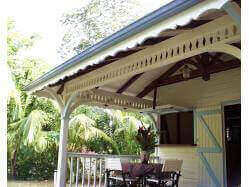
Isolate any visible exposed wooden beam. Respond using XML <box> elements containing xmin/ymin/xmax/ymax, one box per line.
<box><xmin>231</xmin><ymin>42</ymin><xmax>241</xmax><ymax>49</ymax></box>
<box><xmin>156</xmin><ymin>59</ymin><xmax>240</xmax><ymax>87</ymax></box>
<box><xmin>136</xmin><ymin>61</ymin><xmax>186</xmax><ymax>98</ymax></box>
<box><xmin>195</xmin><ymin>53</ymin><xmax>210</xmax><ymax>81</ymax></box>
<box><xmin>153</xmin><ymin>88</ymin><xmax>157</xmax><ymax>109</ymax></box>
<box><xmin>116</xmin><ymin>73</ymin><xmax>143</xmax><ymax>94</ymax></box>
<box><xmin>159</xmin><ymin>29</ymin><xmax>191</xmax><ymax>37</ymax></box>
<box><xmin>185</xmin><ymin>60</ymin><xmax>200</xmax><ymax>69</ymax></box>
<box><xmin>209</xmin><ymin>53</ymin><xmax>223</xmax><ymax>64</ymax></box>
<box><xmin>57</xmin><ymin>84</ymin><xmax>64</xmax><ymax>95</ymax></box>
<box><xmin>176</xmin><ymin>20</ymin><xmax>211</xmax><ymax>29</ymax></box>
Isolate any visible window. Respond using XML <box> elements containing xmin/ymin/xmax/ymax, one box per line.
<box><xmin>159</xmin><ymin>111</ymin><xmax>194</xmax><ymax>145</ymax></box>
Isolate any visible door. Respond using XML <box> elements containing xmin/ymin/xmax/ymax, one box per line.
<box><xmin>224</xmin><ymin>104</ymin><xmax>241</xmax><ymax>187</ymax></box>
<box><xmin>195</xmin><ymin>105</ymin><xmax>224</xmax><ymax>187</ymax></box>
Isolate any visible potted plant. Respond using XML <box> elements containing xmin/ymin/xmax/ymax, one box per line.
<box><xmin>135</xmin><ymin>124</ymin><xmax>158</xmax><ymax>164</ymax></box>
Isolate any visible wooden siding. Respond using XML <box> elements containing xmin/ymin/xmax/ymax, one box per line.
<box><xmin>158</xmin><ymin>68</ymin><xmax>240</xmax><ymax>186</ymax></box>
<box><xmin>158</xmin><ymin>145</ymin><xmax>198</xmax><ymax>187</ymax></box>
<box><xmin>158</xmin><ymin>68</ymin><xmax>241</xmax><ymax>108</ymax></box>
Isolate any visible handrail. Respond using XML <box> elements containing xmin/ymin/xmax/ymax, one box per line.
<box><xmin>67</xmin><ymin>152</ymin><xmax>159</xmax><ymax>159</ymax></box>
<box><xmin>62</xmin><ymin>152</ymin><xmax>159</xmax><ymax>187</ymax></box>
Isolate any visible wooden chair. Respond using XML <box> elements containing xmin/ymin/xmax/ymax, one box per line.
<box><xmin>146</xmin><ymin>159</ymin><xmax>183</xmax><ymax>187</ymax></box>
<box><xmin>105</xmin><ymin>158</ymin><xmax>125</xmax><ymax>186</ymax></box>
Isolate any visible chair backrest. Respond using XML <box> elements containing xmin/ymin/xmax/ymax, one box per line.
<box><xmin>161</xmin><ymin>159</ymin><xmax>183</xmax><ymax>172</ymax></box>
<box><xmin>105</xmin><ymin>158</ymin><xmax>122</xmax><ymax>171</ymax></box>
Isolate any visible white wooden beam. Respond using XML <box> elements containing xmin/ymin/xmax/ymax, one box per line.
<box><xmin>70</xmin><ymin>89</ymin><xmax>154</xmax><ymax>112</ymax></box>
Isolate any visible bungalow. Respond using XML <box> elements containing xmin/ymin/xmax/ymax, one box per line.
<box><xmin>25</xmin><ymin>0</ymin><xmax>241</xmax><ymax>186</ymax></box>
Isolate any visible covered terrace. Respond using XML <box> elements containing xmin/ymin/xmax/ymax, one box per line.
<box><xmin>25</xmin><ymin>0</ymin><xmax>241</xmax><ymax>186</ymax></box>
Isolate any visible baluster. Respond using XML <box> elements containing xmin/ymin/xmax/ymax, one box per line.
<box><xmin>54</xmin><ymin>170</ymin><xmax>57</xmax><ymax>187</ymax></box>
<box><xmin>82</xmin><ymin>158</ymin><xmax>85</xmax><ymax>187</ymax></box>
<box><xmin>88</xmin><ymin>158</ymin><xmax>91</xmax><ymax>187</ymax></box>
<box><xmin>104</xmin><ymin>159</ymin><xmax>107</xmax><ymax>187</ymax></box>
<box><xmin>70</xmin><ymin>157</ymin><xmax>74</xmax><ymax>187</ymax></box>
<box><xmin>99</xmin><ymin>159</ymin><xmax>102</xmax><ymax>187</ymax></box>
<box><xmin>93</xmin><ymin>158</ymin><xmax>97</xmax><ymax>187</ymax></box>
<box><xmin>76</xmin><ymin>157</ymin><xmax>80</xmax><ymax>187</ymax></box>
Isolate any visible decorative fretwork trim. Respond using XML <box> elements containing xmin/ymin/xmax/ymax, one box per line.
<box><xmin>64</xmin><ymin>15</ymin><xmax>240</xmax><ymax>96</ymax></box>
<box><xmin>70</xmin><ymin>89</ymin><xmax>153</xmax><ymax>112</ymax></box>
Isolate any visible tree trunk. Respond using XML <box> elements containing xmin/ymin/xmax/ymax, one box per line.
<box><xmin>12</xmin><ymin>149</ymin><xmax>17</xmax><ymax>178</ymax></box>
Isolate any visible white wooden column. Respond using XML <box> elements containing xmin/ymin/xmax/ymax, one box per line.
<box><xmin>55</xmin><ymin>93</ymin><xmax>78</xmax><ymax>187</ymax></box>
<box><xmin>155</xmin><ymin>113</ymin><xmax>161</xmax><ymax>157</ymax></box>
<box><xmin>57</xmin><ymin>113</ymin><xmax>70</xmax><ymax>187</ymax></box>
<box><xmin>147</xmin><ymin>113</ymin><xmax>161</xmax><ymax>157</ymax></box>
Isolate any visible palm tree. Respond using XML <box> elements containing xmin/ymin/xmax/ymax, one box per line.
<box><xmin>68</xmin><ymin>113</ymin><xmax>119</xmax><ymax>154</ymax></box>
<box><xmin>103</xmin><ymin>109</ymin><xmax>156</xmax><ymax>155</ymax></box>
<box><xmin>7</xmin><ymin>108</ymin><xmax>52</xmax><ymax>177</ymax></box>
<box><xmin>7</xmin><ymin>73</ymin><xmax>57</xmax><ymax>177</ymax></box>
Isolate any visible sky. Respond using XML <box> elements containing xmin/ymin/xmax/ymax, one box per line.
<box><xmin>7</xmin><ymin>0</ymin><xmax>171</xmax><ymax>67</ymax></box>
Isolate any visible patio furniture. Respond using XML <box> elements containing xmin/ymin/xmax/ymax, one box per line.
<box><xmin>122</xmin><ymin>162</ymin><xmax>163</xmax><ymax>186</ymax></box>
<box><xmin>105</xmin><ymin>157</ymin><xmax>125</xmax><ymax>186</ymax></box>
<box><xmin>146</xmin><ymin>159</ymin><xmax>183</xmax><ymax>187</ymax></box>
<box><xmin>105</xmin><ymin>158</ymin><xmax>163</xmax><ymax>187</ymax></box>
<box><xmin>105</xmin><ymin>157</ymin><xmax>142</xmax><ymax>187</ymax></box>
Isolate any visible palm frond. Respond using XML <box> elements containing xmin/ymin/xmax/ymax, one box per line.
<box><xmin>69</xmin><ymin>114</ymin><xmax>119</xmax><ymax>153</ymax></box>
<box><xmin>24</xmin><ymin>110</ymin><xmax>46</xmax><ymax>144</ymax></box>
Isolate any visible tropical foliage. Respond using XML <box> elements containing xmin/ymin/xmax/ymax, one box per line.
<box><xmin>135</xmin><ymin>125</ymin><xmax>158</xmax><ymax>153</ymax></box>
<box><xmin>7</xmin><ymin>18</ymin><xmax>59</xmax><ymax>179</ymax></box>
<box><xmin>58</xmin><ymin>0</ymin><xmax>166</xmax><ymax>62</ymax></box>
<box><xmin>58</xmin><ymin>0</ymin><xmax>142</xmax><ymax>61</ymax></box>
<box><xmin>7</xmin><ymin>19</ymin><xmax>156</xmax><ymax>180</ymax></box>
<box><xmin>7</xmin><ymin>0</ymin><xmax>160</xmax><ymax>180</ymax></box>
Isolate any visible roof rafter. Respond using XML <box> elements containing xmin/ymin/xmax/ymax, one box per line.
<box><xmin>136</xmin><ymin>60</ymin><xmax>186</xmax><ymax>98</ymax></box>
<box><xmin>195</xmin><ymin>53</ymin><xmax>211</xmax><ymax>81</ymax></box>
<box><xmin>116</xmin><ymin>73</ymin><xmax>143</xmax><ymax>94</ymax></box>
<box><xmin>57</xmin><ymin>84</ymin><xmax>65</xmax><ymax>95</ymax></box>
<box><xmin>156</xmin><ymin>59</ymin><xmax>240</xmax><ymax>87</ymax></box>
<box><xmin>206</xmin><ymin>53</ymin><xmax>224</xmax><ymax>66</ymax></box>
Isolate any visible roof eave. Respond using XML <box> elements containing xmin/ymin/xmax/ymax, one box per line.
<box><xmin>24</xmin><ymin>0</ymin><xmax>204</xmax><ymax>92</ymax></box>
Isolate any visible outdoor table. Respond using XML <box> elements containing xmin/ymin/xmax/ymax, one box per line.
<box><xmin>121</xmin><ymin>163</ymin><xmax>163</xmax><ymax>186</ymax></box>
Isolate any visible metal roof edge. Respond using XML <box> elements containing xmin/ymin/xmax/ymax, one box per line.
<box><xmin>24</xmin><ymin>0</ymin><xmax>203</xmax><ymax>91</ymax></box>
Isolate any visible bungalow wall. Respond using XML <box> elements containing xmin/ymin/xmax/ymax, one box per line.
<box><xmin>157</xmin><ymin>68</ymin><xmax>241</xmax><ymax>187</ymax></box>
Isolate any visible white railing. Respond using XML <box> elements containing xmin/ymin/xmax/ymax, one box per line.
<box><xmin>61</xmin><ymin>152</ymin><xmax>159</xmax><ymax>187</ymax></box>
<box><xmin>54</xmin><ymin>170</ymin><xmax>57</xmax><ymax>187</ymax></box>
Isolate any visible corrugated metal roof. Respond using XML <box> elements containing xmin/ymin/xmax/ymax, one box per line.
<box><xmin>25</xmin><ymin>0</ymin><xmax>229</xmax><ymax>93</ymax></box>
